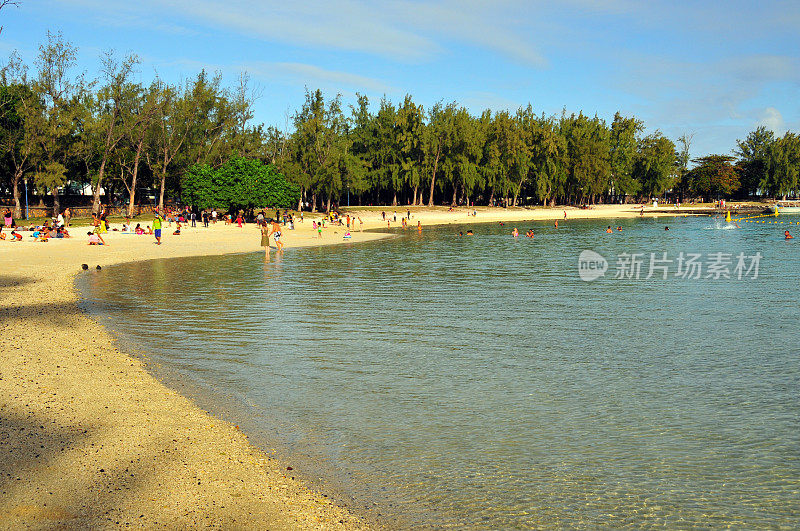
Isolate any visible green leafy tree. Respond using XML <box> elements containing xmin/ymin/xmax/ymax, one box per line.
<box><xmin>687</xmin><ymin>155</ymin><xmax>740</xmax><ymax>202</ymax></box>
<box><xmin>762</xmin><ymin>132</ymin><xmax>800</xmax><ymax>199</ymax></box>
<box><xmin>609</xmin><ymin>112</ymin><xmax>643</xmax><ymax>200</ymax></box>
<box><xmin>182</xmin><ymin>157</ymin><xmax>299</xmax><ymax>212</ymax></box>
<box><xmin>735</xmin><ymin>127</ymin><xmax>775</xmax><ymax>198</ymax></box>
<box><xmin>633</xmin><ymin>132</ymin><xmax>677</xmax><ymax>198</ymax></box>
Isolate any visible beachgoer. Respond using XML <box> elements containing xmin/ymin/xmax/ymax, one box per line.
<box><xmin>64</xmin><ymin>207</ymin><xmax>71</xmax><ymax>227</ymax></box>
<box><xmin>10</xmin><ymin>229</ymin><xmax>22</xmax><ymax>241</ymax></box>
<box><xmin>268</xmin><ymin>219</ymin><xmax>283</xmax><ymax>252</ymax></box>
<box><xmin>153</xmin><ymin>211</ymin><xmax>163</xmax><ymax>244</ymax></box>
<box><xmin>212</xmin><ymin>209</ymin><xmax>217</xmax><ymax>223</ymax></box>
<box><xmin>512</xmin><ymin>228</ymin><xmax>519</xmax><ymax>238</ymax></box>
<box><xmin>665</xmin><ymin>226</ymin><xmax>670</xmax><ymax>231</ymax></box>
<box><xmin>606</xmin><ymin>226</ymin><xmax>613</xmax><ymax>233</ymax></box>
<box><xmin>317</xmin><ymin>222</ymin><xmax>323</xmax><ymax>238</ymax></box>
<box><xmin>236</xmin><ymin>214</ymin><xmax>243</xmax><ymax>228</ymax></box>
<box><xmin>393</xmin><ymin>211</ymin><xmax>397</xmax><ymax>222</ymax></box>
<box><xmin>563</xmin><ymin>211</ymin><xmax>567</xmax><ymax>219</ymax></box>
<box><xmin>191</xmin><ymin>211</ymin><xmax>196</xmax><ymax>227</ymax></box>
<box><xmin>554</xmin><ymin>220</ymin><xmax>558</xmax><ymax>228</ymax></box>
<box><xmin>260</xmin><ymin>222</ymin><xmax>270</xmax><ymax>254</ymax></box>
<box><xmin>173</xmin><ymin>221</ymin><xmax>182</xmax><ymax>235</ymax></box>
<box><xmin>88</xmin><ymin>232</ymin><xmax>102</xmax><ymax>245</ymax></box>
<box><xmin>3</xmin><ymin>209</ymin><xmax>12</xmax><ymax>228</ymax></box>
<box><xmin>466</xmin><ymin>230</ymin><xmax>473</xmax><ymax>236</ymax></box>
<box><xmin>526</xmin><ymin>229</ymin><xmax>534</xmax><ymax>238</ymax></box>
<box><xmin>92</xmin><ymin>217</ymin><xmax>107</xmax><ymax>245</ymax></box>
<box><xmin>785</xmin><ymin>230</ymin><xmax>793</xmax><ymax>240</ymax></box>
<box><xmin>616</xmin><ymin>226</ymin><xmax>622</xmax><ymax>231</ymax></box>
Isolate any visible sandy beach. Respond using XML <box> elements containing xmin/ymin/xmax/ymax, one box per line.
<box><xmin>0</xmin><ymin>204</ymin><xmax>698</xmax><ymax>528</ymax></box>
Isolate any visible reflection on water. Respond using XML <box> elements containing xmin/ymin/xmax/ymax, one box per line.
<box><xmin>79</xmin><ymin>216</ymin><xmax>800</xmax><ymax>528</ymax></box>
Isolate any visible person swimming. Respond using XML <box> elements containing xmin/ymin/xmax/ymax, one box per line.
<box><xmin>466</xmin><ymin>230</ymin><xmax>474</xmax><ymax>235</ymax></box>
<box><xmin>665</xmin><ymin>226</ymin><xmax>670</xmax><ymax>231</ymax></box>
<box><xmin>606</xmin><ymin>226</ymin><xmax>613</xmax><ymax>233</ymax></box>
<box><xmin>512</xmin><ymin>228</ymin><xmax>519</xmax><ymax>237</ymax></box>
<box><xmin>525</xmin><ymin>229</ymin><xmax>534</xmax><ymax>238</ymax></box>
<box><xmin>785</xmin><ymin>230</ymin><xmax>793</xmax><ymax>240</ymax></box>
<box><xmin>616</xmin><ymin>226</ymin><xmax>622</xmax><ymax>231</ymax></box>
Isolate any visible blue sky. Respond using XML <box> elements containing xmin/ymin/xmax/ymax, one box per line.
<box><xmin>1</xmin><ymin>0</ymin><xmax>798</xmax><ymax>157</ymax></box>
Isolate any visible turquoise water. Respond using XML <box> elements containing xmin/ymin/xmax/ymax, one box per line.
<box><xmin>79</xmin><ymin>216</ymin><xmax>800</xmax><ymax>528</ymax></box>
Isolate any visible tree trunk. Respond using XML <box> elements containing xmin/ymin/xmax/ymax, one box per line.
<box><xmin>326</xmin><ymin>192</ymin><xmax>331</xmax><ymax>213</ymax></box>
<box><xmin>52</xmin><ymin>188</ymin><xmax>60</xmax><ymax>217</ymax></box>
<box><xmin>91</xmin><ymin>159</ymin><xmax>107</xmax><ymax>215</ymax></box>
<box><xmin>127</xmin><ymin>138</ymin><xmax>144</xmax><ymax>218</ymax></box>
<box><xmin>297</xmin><ymin>186</ymin><xmax>304</xmax><ymax>212</ymax></box>
<box><xmin>12</xmin><ymin>173</ymin><xmax>22</xmax><ymax>219</ymax></box>
<box><xmin>451</xmin><ymin>184</ymin><xmax>457</xmax><ymax>206</ymax></box>
<box><xmin>311</xmin><ymin>192</ymin><xmax>317</xmax><ymax>213</ymax></box>
<box><xmin>392</xmin><ymin>191</ymin><xmax>397</xmax><ymax>206</ymax></box>
<box><xmin>489</xmin><ymin>186</ymin><xmax>494</xmax><ymax>206</ymax></box>
<box><xmin>428</xmin><ymin>148</ymin><xmax>440</xmax><ymax>207</ymax></box>
<box><xmin>412</xmin><ymin>184</ymin><xmax>418</xmax><ymax>206</ymax></box>
<box><xmin>158</xmin><ymin>167</ymin><xmax>167</xmax><ymax>215</ymax></box>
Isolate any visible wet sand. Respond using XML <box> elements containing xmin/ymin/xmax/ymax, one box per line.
<box><xmin>0</xmin><ymin>204</ymin><xmax>691</xmax><ymax>528</ymax></box>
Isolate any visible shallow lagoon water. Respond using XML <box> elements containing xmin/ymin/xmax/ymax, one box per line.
<box><xmin>80</xmin><ymin>216</ymin><xmax>800</xmax><ymax>528</ymax></box>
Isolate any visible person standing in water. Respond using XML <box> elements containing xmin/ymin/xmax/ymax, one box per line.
<box><xmin>269</xmin><ymin>219</ymin><xmax>283</xmax><ymax>252</ymax></box>
<box><xmin>785</xmin><ymin>230</ymin><xmax>793</xmax><ymax>240</ymax></box>
<box><xmin>260</xmin><ymin>221</ymin><xmax>270</xmax><ymax>254</ymax></box>
<box><xmin>512</xmin><ymin>228</ymin><xmax>519</xmax><ymax>238</ymax></box>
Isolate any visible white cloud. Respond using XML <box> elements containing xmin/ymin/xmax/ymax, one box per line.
<box><xmin>757</xmin><ymin>107</ymin><xmax>786</xmax><ymax>134</ymax></box>
<box><xmin>248</xmin><ymin>62</ymin><xmax>394</xmax><ymax>93</ymax></box>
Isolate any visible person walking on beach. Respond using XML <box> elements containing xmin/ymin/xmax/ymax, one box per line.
<box><xmin>153</xmin><ymin>211</ymin><xmax>163</xmax><ymax>244</ymax></box>
<box><xmin>212</xmin><ymin>209</ymin><xmax>217</xmax><ymax>223</ymax></box>
<box><xmin>190</xmin><ymin>211</ymin><xmax>196</xmax><ymax>227</ymax></box>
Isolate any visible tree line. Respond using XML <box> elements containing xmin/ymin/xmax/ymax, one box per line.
<box><xmin>1</xmin><ymin>32</ymin><xmax>798</xmax><ymax>218</ymax></box>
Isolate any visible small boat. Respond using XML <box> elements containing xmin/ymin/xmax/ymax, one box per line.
<box><xmin>770</xmin><ymin>201</ymin><xmax>800</xmax><ymax>214</ymax></box>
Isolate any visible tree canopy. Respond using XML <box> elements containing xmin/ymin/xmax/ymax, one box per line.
<box><xmin>1</xmin><ymin>32</ymin><xmax>798</xmax><ymax>217</ymax></box>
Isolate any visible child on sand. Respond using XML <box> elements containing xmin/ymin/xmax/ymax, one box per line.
<box><xmin>88</xmin><ymin>232</ymin><xmax>103</xmax><ymax>245</ymax></box>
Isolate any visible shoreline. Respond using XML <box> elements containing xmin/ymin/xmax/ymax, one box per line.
<box><xmin>0</xmin><ymin>204</ymin><xmax>699</xmax><ymax>527</ymax></box>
